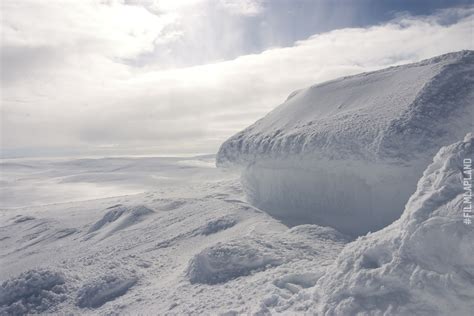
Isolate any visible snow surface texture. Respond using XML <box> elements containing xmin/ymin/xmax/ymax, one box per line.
<box><xmin>0</xmin><ymin>156</ymin><xmax>348</xmax><ymax>314</ymax></box>
<box><xmin>217</xmin><ymin>50</ymin><xmax>474</xmax><ymax>236</ymax></box>
<box><xmin>76</xmin><ymin>274</ymin><xmax>137</xmax><ymax>308</ymax></box>
<box><xmin>313</xmin><ymin>134</ymin><xmax>474</xmax><ymax>315</ymax></box>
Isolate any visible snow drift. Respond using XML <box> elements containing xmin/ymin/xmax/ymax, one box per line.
<box><xmin>313</xmin><ymin>134</ymin><xmax>474</xmax><ymax>315</ymax></box>
<box><xmin>75</xmin><ymin>274</ymin><xmax>137</xmax><ymax>308</ymax></box>
<box><xmin>0</xmin><ymin>270</ymin><xmax>68</xmax><ymax>314</ymax></box>
<box><xmin>187</xmin><ymin>240</ymin><xmax>283</xmax><ymax>285</ymax></box>
<box><xmin>217</xmin><ymin>51</ymin><xmax>474</xmax><ymax>236</ymax></box>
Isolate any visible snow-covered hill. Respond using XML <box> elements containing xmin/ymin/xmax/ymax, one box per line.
<box><xmin>217</xmin><ymin>50</ymin><xmax>474</xmax><ymax>236</ymax></box>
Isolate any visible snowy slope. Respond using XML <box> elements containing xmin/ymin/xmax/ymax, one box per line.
<box><xmin>217</xmin><ymin>50</ymin><xmax>474</xmax><ymax>236</ymax></box>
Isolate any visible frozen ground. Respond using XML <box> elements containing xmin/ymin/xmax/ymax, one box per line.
<box><xmin>0</xmin><ymin>155</ymin><xmax>349</xmax><ymax>314</ymax></box>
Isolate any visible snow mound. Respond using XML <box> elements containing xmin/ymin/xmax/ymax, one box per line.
<box><xmin>200</xmin><ymin>216</ymin><xmax>238</xmax><ymax>235</ymax></box>
<box><xmin>0</xmin><ymin>269</ymin><xmax>67</xmax><ymax>314</ymax></box>
<box><xmin>273</xmin><ymin>272</ymin><xmax>321</xmax><ymax>291</ymax></box>
<box><xmin>287</xmin><ymin>224</ymin><xmax>349</xmax><ymax>243</ymax></box>
<box><xmin>13</xmin><ymin>215</ymin><xmax>35</xmax><ymax>223</ymax></box>
<box><xmin>187</xmin><ymin>240</ymin><xmax>283</xmax><ymax>284</ymax></box>
<box><xmin>217</xmin><ymin>51</ymin><xmax>474</xmax><ymax>236</ymax></box>
<box><xmin>313</xmin><ymin>134</ymin><xmax>474</xmax><ymax>315</ymax></box>
<box><xmin>86</xmin><ymin>205</ymin><xmax>155</xmax><ymax>239</ymax></box>
<box><xmin>76</xmin><ymin>274</ymin><xmax>137</xmax><ymax>308</ymax></box>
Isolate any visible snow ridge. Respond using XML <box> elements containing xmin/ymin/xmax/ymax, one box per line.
<box><xmin>217</xmin><ymin>50</ymin><xmax>473</xmax><ymax>166</ymax></box>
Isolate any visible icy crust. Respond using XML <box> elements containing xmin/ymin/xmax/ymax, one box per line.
<box><xmin>312</xmin><ymin>134</ymin><xmax>474</xmax><ymax>315</ymax></box>
<box><xmin>217</xmin><ymin>51</ymin><xmax>474</xmax><ymax>166</ymax></box>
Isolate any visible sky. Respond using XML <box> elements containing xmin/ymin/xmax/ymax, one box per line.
<box><xmin>1</xmin><ymin>0</ymin><xmax>473</xmax><ymax>158</ymax></box>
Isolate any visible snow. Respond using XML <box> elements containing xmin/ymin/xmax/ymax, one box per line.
<box><xmin>187</xmin><ymin>240</ymin><xmax>284</xmax><ymax>285</ymax></box>
<box><xmin>0</xmin><ymin>155</ymin><xmax>348</xmax><ymax>314</ymax></box>
<box><xmin>217</xmin><ymin>50</ymin><xmax>474</xmax><ymax>236</ymax></box>
<box><xmin>200</xmin><ymin>216</ymin><xmax>238</xmax><ymax>236</ymax></box>
<box><xmin>0</xmin><ymin>155</ymin><xmax>223</xmax><ymax>209</ymax></box>
<box><xmin>86</xmin><ymin>205</ymin><xmax>155</xmax><ymax>240</ymax></box>
<box><xmin>312</xmin><ymin>133</ymin><xmax>474</xmax><ymax>315</ymax></box>
<box><xmin>0</xmin><ymin>269</ymin><xmax>68</xmax><ymax>314</ymax></box>
<box><xmin>0</xmin><ymin>154</ymin><xmax>355</xmax><ymax>313</ymax></box>
<box><xmin>75</xmin><ymin>274</ymin><xmax>137</xmax><ymax>308</ymax></box>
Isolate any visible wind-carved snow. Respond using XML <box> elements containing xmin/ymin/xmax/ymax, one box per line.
<box><xmin>187</xmin><ymin>240</ymin><xmax>284</xmax><ymax>284</ymax></box>
<box><xmin>75</xmin><ymin>274</ymin><xmax>137</xmax><ymax>308</ymax></box>
<box><xmin>85</xmin><ymin>204</ymin><xmax>155</xmax><ymax>240</ymax></box>
<box><xmin>311</xmin><ymin>134</ymin><xmax>474</xmax><ymax>315</ymax></box>
<box><xmin>217</xmin><ymin>50</ymin><xmax>474</xmax><ymax>236</ymax></box>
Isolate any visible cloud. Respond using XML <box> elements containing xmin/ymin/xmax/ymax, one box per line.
<box><xmin>1</xmin><ymin>4</ymin><xmax>473</xmax><ymax>157</ymax></box>
<box><xmin>218</xmin><ymin>0</ymin><xmax>265</xmax><ymax>16</ymax></box>
<box><xmin>1</xmin><ymin>0</ymin><xmax>171</xmax><ymax>57</ymax></box>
